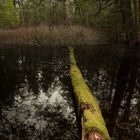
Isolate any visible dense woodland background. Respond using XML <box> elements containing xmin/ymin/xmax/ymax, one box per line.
<box><xmin>1</xmin><ymin>0</ymin><xmax>121</xmax><ymax>27</ymax></box>
<box><xmin>0</xmin><ymin>0</ymin><xmax>139</xmax><ymax>41</ymax></box>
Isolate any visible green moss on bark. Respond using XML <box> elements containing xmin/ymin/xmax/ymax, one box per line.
<box><xmin>69</xmin><ymin>48</ymin><xmax>111</xmax><ymax>140</ymax></box>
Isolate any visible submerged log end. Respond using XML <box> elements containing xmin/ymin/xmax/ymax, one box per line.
<box><xmin>82</xmin><ymin>118</ymin><xmax>106</xmax><ymax>140</ymax></box>
<box><xmin>87</xmin><ymin>131</ymin><xmax>106</xmax><ymax>140</ymax></box>
<box><xmin>83</xmin><ymin>109</ymin><xmax>111</xmax><ymax>140</ymax></box>
<box><xmin>82</xmin><ymin>122</ymin><xmax>107</xmax><ymax>140</ymax></box>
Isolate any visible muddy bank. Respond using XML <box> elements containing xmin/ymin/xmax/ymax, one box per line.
<box><xmin>0</xmin><ymin>25</ymin><xmax>109</xmax><ymax>46</ymax></box>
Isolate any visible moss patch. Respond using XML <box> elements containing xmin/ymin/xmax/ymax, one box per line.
<box><xmin>69</xmin><ymin>48</ymin><xmax>111</xmax><ymax>140</ymax></box>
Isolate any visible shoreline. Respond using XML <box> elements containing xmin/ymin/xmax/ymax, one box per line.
<box><xmin>0</xmin><ymin>25</ymin><xmax>110</xmax><ymax>46</ymax></box>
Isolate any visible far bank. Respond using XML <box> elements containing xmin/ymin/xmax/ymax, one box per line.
<box><xmin>0</xmin><ymin>25</ymin><xmax>120</xmax><ymax>46</ymax></box>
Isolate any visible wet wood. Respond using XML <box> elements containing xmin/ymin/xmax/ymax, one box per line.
<box><xmin>69</xmin><ymin>48</ymin><xmax>111</xmax><ymax>140</ymax></box>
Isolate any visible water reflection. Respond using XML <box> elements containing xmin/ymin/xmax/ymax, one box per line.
<box><xmin>0</xmin><ymin>46</ymin><xmax>78</xmax><ymax>140</ymax></box>
<box><xmin>0</xmin><ymin>45</ymin><xmax>140</xmax><ymax>140</ymax></box>
<box><xmin>107</xmin><ymin>44</ymin><xmax>139</xmax><ymax>139</ymax></box>
<box><xmin>75</xmin><ymin>45</ymin><xmax>140</xmax><ymax>140</ymax></box>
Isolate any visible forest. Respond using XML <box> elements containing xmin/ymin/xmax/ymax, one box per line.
<box><xmin>0</xmin><ymin>0</ymin><xmax>139</xmax><ymax>45</ymax></box>
<box><xmin>0</xmin><ymin>0</ymin><xmax>140</xmax><ymax>140</ymax></box>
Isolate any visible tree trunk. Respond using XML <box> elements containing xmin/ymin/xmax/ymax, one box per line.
<box><xmin>33</xmin><ymin>1</ymin><xmax>37</xmax><ymax>25</ymax></box>
<box><xmin>18</xmin><ymin>1</ymin><xmax>25</xmax><ymax>25</ymax></box>
<box><xmin>62</xmin><ymin>0</ymin><xmax>70</xmax><ymax>25</ymax></box>
<box><xmin>49</xmin><ymin>0</ymin><xmax>52</xmax><ymax>25</ymax></box>
<box><xmin>132</xmin><ymin>0</ymin><xmax>138</xmax><ymax>25</ymax></box>
<box><xmin>138</xmin><ymin>0</ymin><xmax>140</xmax><ymax>25</ymax></box>
<box><xmin>74</xmin><ymin>0</ymin><xmax>88</xmax><ymax>25</ymax></box>
<box><xmin>69</xmin><ymin>48</ymin><xmax>110</xmax><ymax>140</ymax></box>
<box><xmin>119</xmin><ymin>0</ymin><xmax>138</xmax><ymax>43</ymax></box>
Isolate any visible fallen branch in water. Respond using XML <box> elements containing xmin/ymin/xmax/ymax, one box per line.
<box><xmin>69</xmin><ymin>48</ymin><xmax>111</xmax><ymax>140</ymax></box>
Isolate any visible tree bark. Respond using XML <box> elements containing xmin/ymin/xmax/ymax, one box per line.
<box><xmin>62</xmin><ymin>0</ymin><xmax>70</xmax><ymax>25</ymax></box>
<box><xmin>138</xmin><ymin>0</ymin><xmax>140</xmax><ymax>25</ymax></box>
<box><xmin>69</xmin><ymin>48</ymin><xmax>111</xmax><ymax>140</ymax></box>
<box><xmin>119</xmin><ymin>0</ymin><xmax>138</xmax><ymax>43</ymax></box>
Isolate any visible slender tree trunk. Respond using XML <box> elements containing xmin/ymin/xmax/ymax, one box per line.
<box><xmin>119</xmin><ymin>0</ymin><xmax>139</xmax><ymax>44</ymax></box>
<box><xmin>49</xmin><ymin>0</ymin><xmax>52</xmax><ymax>25</ymax></box>
<box><xmin>33</xmin><ymin>1</ymin><xmax>37</xmax><ymax>25</ymax></box>
<box><xmin>138</xmin><ymin>0</ymin><xmax>140</xmax><ymax>25</ymax></box>
<box><xmin>62</xmin><ymin>0</ymin><xmax>70</xmax><ymax>25</ymax></box>
<box><xmin>18</xmin><ymin>1</ymin><xmax>25</xmax><ymax>25</ymax></box>
<box><xmin>74</xmin><ymin>0</ymin><xmax>83</xmax><ymax>24</ymax></box>
<box><xmin>74</xmin><ymin>0</ymin><xmax>87</xmax><ymax>25</ymax></box>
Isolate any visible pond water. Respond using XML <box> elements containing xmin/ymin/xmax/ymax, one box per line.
<box><xmin>0</xmin><ymin>45</ymin><xmax>139</xmax><ymax>140</ymax></box>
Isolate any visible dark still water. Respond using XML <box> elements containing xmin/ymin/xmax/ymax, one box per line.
<box><xmin>0</xmin><ymin>45</ymin><xmax>139</xmax><ymax>140</ymax></box>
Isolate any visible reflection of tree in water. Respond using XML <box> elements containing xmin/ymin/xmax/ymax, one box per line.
<box><xmin>0</xmin><ymin>46</ymin><xmax>79</xmax><ymax>140</ymax></box>
<box><xmin>0</xmin><ymin>47</ymin><xmax>20</xmax><ymax>106</ymax></box>
<box><xmin>0</xmin><ymin>76</ymin><xmax>78</xmax><ymax>140</ymax></box>
<box><xmin>41</xmin><ymin>105</ymin><xmax>78</xmax><ymax>140</ymax></box>
<box><xmin>108</xmin><ymin>44</ymin><xmax>139</xmax><ymax>140</ymax></box>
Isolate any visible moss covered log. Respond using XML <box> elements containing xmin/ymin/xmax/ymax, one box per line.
<box><xmin>69</xmin><ymin>48</ymin><xmax>111</xmax><ymax>140</ymax></box>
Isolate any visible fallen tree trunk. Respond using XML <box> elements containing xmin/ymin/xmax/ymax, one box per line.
<box><xmin>69</xmin><ymin>48</ymin><xmax>111</xmax><ymax>140</ymax></box>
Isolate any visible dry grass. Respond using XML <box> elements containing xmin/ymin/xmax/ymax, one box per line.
<box><xmin>0</xmin><ymin>25</ymin><xmax>108</xmax><ymax>46</ymax></box>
